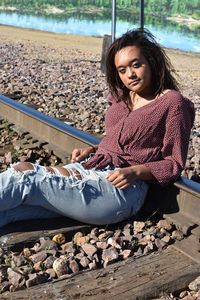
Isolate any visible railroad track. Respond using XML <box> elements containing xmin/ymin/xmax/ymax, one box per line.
<box><xmin>0</xmin><ymin>94</ymin><xmax>200</xmax><ymax>299</ymax></box>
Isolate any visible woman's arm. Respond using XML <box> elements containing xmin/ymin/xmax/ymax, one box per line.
<box><xmin>106</xmin><ymin>165</ymin><xmax>154</xmax><ymax>190</ymax></box>
<box><xmin>71</xmin><ymin>145</ymin><xmax>98</xmax><ymax>163</ymax></box>
<box><xmin>144</xmin><ymin>98</ymin><xmax>194</xmax><ymax>185</ymax></box>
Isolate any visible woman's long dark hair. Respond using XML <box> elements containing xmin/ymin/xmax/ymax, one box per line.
<box><xmin>106</xmin><ymin>28</ymin><xmax>179</xmax><ymax>101</ymax></box>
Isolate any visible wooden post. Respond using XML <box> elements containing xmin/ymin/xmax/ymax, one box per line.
<box><xmin>100</xmin><ymin>34</ymin><xmax>112</xmax><ymax>73</ymax></box>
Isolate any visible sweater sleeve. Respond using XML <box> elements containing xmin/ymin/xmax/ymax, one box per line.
<box><xmin>145</xmin><ymin>97</ymin><xmax>195</xmax><ymax>185</ymax></box>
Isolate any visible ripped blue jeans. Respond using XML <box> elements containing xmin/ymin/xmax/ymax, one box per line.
<box><xmin>0</xmin><ymin>162</ymin><xmax>148</xmax><ymax>227</ymax></box>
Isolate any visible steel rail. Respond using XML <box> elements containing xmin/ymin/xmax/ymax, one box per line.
<box><xmin>0</xmin><ymin>94</ymin><xmax>100</xmax><ymax>161</ymax></box>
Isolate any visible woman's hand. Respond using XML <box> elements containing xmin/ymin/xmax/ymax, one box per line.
<box><xmin>106</xmin><ymin>165</ymin><xmax>154</xmax><ymax>190</ymax></box>
<box><xmin>71</xmin><ymin>146</ymin><xmax>97</xmax><ymax>163</ymax></box>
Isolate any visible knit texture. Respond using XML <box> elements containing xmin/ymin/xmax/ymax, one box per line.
<box><xmin>83</xmin><ymin>90</ymin><xmax>195</xmax><ymax>185</ymax></box>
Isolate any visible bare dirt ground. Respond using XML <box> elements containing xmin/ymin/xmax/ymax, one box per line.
<box><xmin>0</xmin><ymin>24</ymin><xmax>102</xmax><ymax>62</ymax></box>
<box><xmin>0</xmin><ymin>24</ymin><xmax>200</xmax><ymax>79</ymax></box>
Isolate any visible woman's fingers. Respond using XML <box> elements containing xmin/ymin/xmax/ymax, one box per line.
<box><xmin>71</xmin><ymin>147</ymin><xmax>93</xmax><ymax>163</ymax></box>
<box><xmin>106</xmin><ymin>168</ymin><xmax>135</xmax><ymax>190</ymax></box>
<box><xmin>71</xmin><ymin>149</ymin><xmax>81</xmax><ymax>162</ymax></box>
<box><xmin>106</xmin><ymin>170</ymin><xmax>125</xmax><ymax>186</ymax></box>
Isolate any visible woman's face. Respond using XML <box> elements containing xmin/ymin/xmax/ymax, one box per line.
<box><xmin>114</xmin><ymin>45</ymin><xmax>152</xmax><ymax>97</ymax></box>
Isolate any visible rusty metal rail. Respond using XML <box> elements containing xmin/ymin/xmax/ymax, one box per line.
<box><xmin>1</xmin><ymin>93</ymin><xmax>200</xmax><ymax>263</ymax></box>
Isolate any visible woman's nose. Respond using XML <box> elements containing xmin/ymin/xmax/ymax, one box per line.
<box><xmin>127</xmin><ymin>67</ymin><xmax>136</xmax><ymax>78</ymax></box>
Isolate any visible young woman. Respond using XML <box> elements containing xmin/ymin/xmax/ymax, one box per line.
<box><xmin>0</xmin><ymin>29</ymin><xmax>195</xmax><ymax>227</ymax></box>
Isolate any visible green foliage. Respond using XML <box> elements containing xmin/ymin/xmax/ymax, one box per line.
<box><xmin>3</xmin><ymin>119</ymin><xmax>11</xmax><ymax>133</ymax></box>
<box><xmin>0</xmin><ymin>0</ymin><xmax>199</xmax><ymax>19</ymax></box>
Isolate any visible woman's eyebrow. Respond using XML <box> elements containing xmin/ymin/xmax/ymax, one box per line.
<box><xmin>116</xmin><ymin>58</ymin><xmax>139</xmax><ymax>69</ymax></box>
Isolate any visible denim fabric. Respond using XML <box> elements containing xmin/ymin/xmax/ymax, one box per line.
<box><xmin>0</xmin><ymin>162</ymin><xmax>148</xmax><ymax>227</ymax></box>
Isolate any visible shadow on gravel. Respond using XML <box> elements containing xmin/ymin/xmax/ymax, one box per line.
<box><xmin>143</xmin><ymin>182</ymin><xmax>179</xmax><ymax>216</ymax></box>
<box><xmin>0</xmin><ymin>183</ymin><xmax>180</xmax><ymax>251</ymax></box>
<box><xmin>0</xmin><ymin>216</ymin><xmax>86</xmax><ymax>236</ymax></box>
<box><xmin>0</xmin><ymin>183</ymin><xmax>180</xmax><ymax>237</ymax></box>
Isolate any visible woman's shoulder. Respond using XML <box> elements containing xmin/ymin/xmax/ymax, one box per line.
<box><xmin>162</xmin><ymin>89</ymin><xmax>195</xmax><ymax>118</ymax></box>
<box><xmin>162</xmin><ymin>89</ymin><xmax>184</xmax><ymax>101</ymax></box>
<box><xmin>107</xmin><ymin>93</ymin><xmax>116</xmax><ymax>105</ymax></box>
<box><xmin>162</xmin><ymin>89</ymin><xmax>194</xmax><ymax>107</ymax></box>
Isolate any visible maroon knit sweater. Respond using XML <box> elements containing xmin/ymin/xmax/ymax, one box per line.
<box><xmin>83</xmin><ymin>90</ymin><xmax>195</xmax><ymax>185</ymax></box>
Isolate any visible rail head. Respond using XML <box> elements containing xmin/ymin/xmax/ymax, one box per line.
<box><xmin>0</xmin><ymin>94</ymin><xmax>101</xmax><ymax>146</ymax></box>
<box><xmin>174</xmin><ymin>176</ymin><xmax>200</xmax><ymax>196</ymax></box>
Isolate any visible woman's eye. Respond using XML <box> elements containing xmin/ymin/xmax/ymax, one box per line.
<box><xmin>119</xmin><ymin>69</ymin><xmax>125</xmax><ymax>74</ymax></box>
<box><xmin>132</xmin><ymin>63</ymin><xmax>140</xmax><ymax>68</ymax></box>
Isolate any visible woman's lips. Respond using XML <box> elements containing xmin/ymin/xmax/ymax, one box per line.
<box><xmin>129</xmin><ymin>79</ymin><xmax>140</xmax><ymax>86</ymax></box>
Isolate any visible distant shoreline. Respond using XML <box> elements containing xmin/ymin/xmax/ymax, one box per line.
<box><xmin>0</xmin><ymin>5</ymin><xmax>200</xmax><ymax>27</ymax></box>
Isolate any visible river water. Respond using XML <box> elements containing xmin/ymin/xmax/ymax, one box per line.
<box><xmin>0</xmin><ymin>9</ymin><xmax>200</xmax><ymax>52</ymax></box>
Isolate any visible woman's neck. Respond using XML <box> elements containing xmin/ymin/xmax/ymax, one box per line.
<box><xmin>126</xmin><ymin>89</ymin><xmax>171</xmax><ymax>111</ymax></box>
<box><xmin>127</xmin><ymin>91</ymin><xmax>157</xmax><ymax>111</ymax></box>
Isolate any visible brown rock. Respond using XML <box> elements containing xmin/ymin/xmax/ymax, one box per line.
<box><xmin>26</xmin><ymin>272</ymin><xmax>49</xmax><ymax>288</ymax></box>
<box><xmin>133</xmin><ymin>221</ymin><xmax>145</xmax><ymax>232</ymax></box>
<box><xmin>90</xmin><ymin>227</ymin><xmax>99</xmax><ymax>238</ymax></box>
<box><xmin>155</xmin><ymin>238</ymin><xmax>166</xmax><ymax>250</ymax></box>
<box><xmin>121</xmin><ymin>235</ymin><xmax>133</xmax><ymax>242</ymax></box>
<box><xmin>69</xmin><ymin>260</ymin><xmax>79</xmax><ymax>273</ymax></box>
<box><xmin>7</xmin><ymin>268</ymin><xmax>25</xmax><ymax>287</ymax></box>
<box><xmin>107</xmin><ymin>237</ymin><xmax>122</xmax><ymax>249</ymax></box>
<box><xmin>43</xmin><ymin>255</ymin><xmax>57</xmax><ymax>269</ymax></box>
<box><xmin>172</xmin><ymin>230</ymin><xmax>184</xmax><ymax>241</ymax></box>
<box><xmin>143</xmin><ymin>245</ymin><xmax>152</xmax><ymax>255</ymax></box>
<box><xmin>93</xmin><ymin>253</ymin><xmax>100</xmax><ymax>264</ymax></box>
<box><xmin>53</xmin><ymin>256</ymin><xmax>69</xmax><ymax>277</ymax></box>
<box><xmin>33</xmin><ymin>261</ymin><xmax>42</xmax><ymax>272</ymax></box>
<box><xmin>157</xmin><ymin>219</ymin><xmax>172</xmax><ymax>231</ymax></box>
<box><xmin>75</xmin><ymin>235</ymin><xmax>90</xmax><ymax>247</ymax></box>
<box><xmin>82</xmin><ymin>243</ymin><xmax>98</xmax><ymax>257</ymax></box>
<box><xmin>138</xmin><ymin>238</ymin><xmax>148</xmax><ymax>246</ymax></box>
<box><xmin>75</xmin><ymin>250</ymin><xmax>85</xmax><ymax>260</ymax></box>
<box><xmin>61</xmin><ymin>241</ymin><xmax>75</xmax><ymax>254</ymax></box>
<box><xmin>179</xmin><ymin>290</ymin><xmax>188</xmax><ymax>298</ymax></box>
<box><xmin>114</xmin><ymin>231</ymin><xmax>122</xmax><ymax>238</ymax></box>
<box><xmin>102</xmin><ymin>247</ymin><xmax>119</xmax><ymax>268</ymax></box>
<box><xmin>161</xmin><ymin>235</ymin><xmax>171</xmax><ymax>243</ymax></box>
<box><xmin>46</xmin><ymin>268</ymin><xmax>56</xmax><ymax>279</ymax></box>
<box><xmin>73</xmin><ymin>232</ymin><xmax>83</xmax><ymax>244</ymax></box>
<box><xmin>89</xmin><ymin>260</ymin><xmax>98</xmax><ymax>270</ymax></box>
<box><xmin>79</xmin><ymin>256</ymin><xmax>90</xmax><ymax>268</ymax></box>
<box><xmin>90</xmin><ymin>239</ymin><xmax>97</xmax><ymax>245</ymax></box>
<box><xmin>23</xmin><ymin>248</ymin><xmax>32</xmax><ymax>257</ymax></box>
<box><xmin>98</xmin><ymin>231</ymin><xmax>113</xmax><ymax>240</ymax></box>
<box><xmin>5</xmin><ymin>152</ymin><xmax>12</xmax><ymax>163</ymax></box>
<box><xmin>188</xmin><ymin>275</ymin><xmax>200</xmax><ymax>291</ymax></box>
<box><xmin>38</xmin><ymin>238</ymin><xmax>57</xmax><ymax>252</ymax></box>
<box><xmin>30</xmin><ymin>251</ymin><xmax>47</xmax><ymax>264</ymax></box>
<box><xmin>96</xmin><ymin>241</ymin><xmax>108</xmax><ymax>250</ymax></box>
<box><xmin>11</xmin><ymin>254</ymin><xmax>26</xmax><ymax>268</ymax></box>
<box><xmin>121</xmin><ymin>249</ymin><xmax>132</xmax><ymax>260</ymax></box>
<box><xmin>31</xmin><ymin>242</ymin><xmax>41</xmax><ymax>252</ymax></box>
<box><xmin>9</xmin><ymin>280</ymin><xmax>25</xmax><ymax>292</ymax></box>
